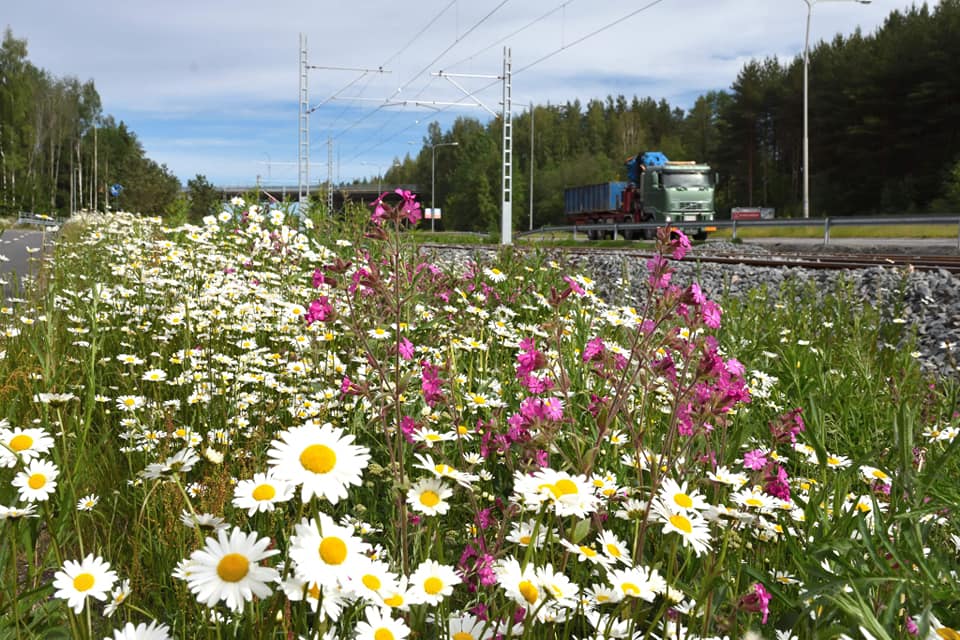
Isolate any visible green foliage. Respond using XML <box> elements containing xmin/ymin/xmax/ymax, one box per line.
<box><xmin>186</xmin><ymin>174</ymin><xmax>219</xmax><ymax>222</ymax></box>
<box><xmin>0</xmin><ymin>28</ymin><xmax>180</xmax><ymax>218</ymax></box>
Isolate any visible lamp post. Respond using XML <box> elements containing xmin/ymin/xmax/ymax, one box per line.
<box><xmin>801</xmin><ymin>0</ymin><xmax>871</xmax><ymax>218</ymax></box>
<box><xmin>430</xmin><ymin>141</ymin><xmax>459</xmax><ymax>232</ymax></box>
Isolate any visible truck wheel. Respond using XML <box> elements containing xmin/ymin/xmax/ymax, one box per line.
<box><xmin>693</xmin><ymin>230</ymin><xmax>708</xmax><ymax>241</ymax></box>
<box><xmin>587</xmin><ymin>229</ymin><xmax>599</xmax><ymax>241</ymax></box>
<box><xmin>622</xmin><ymin>217</ymin><xmax>635</xmax><ymax>241</ymax></box>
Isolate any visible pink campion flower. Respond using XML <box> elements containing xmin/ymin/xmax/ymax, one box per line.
<box><xmin>421</xmin><ymin>362</ymin><xmax>444</xmax><ymax>406</ymax></box>
<box><xmin>583</xmin><ymin>337</ymin><xmax>606</xmax><ymax>362</ymax></box>
<box><xmin>370</xmin><ymin>192</ymin><xmax>389</xmax><ymax>225</ymax></box>
<box><xmin>742</xmin><ymin>448</ymin><xmax>767</xmax><ymax>470</ymax></box>
<box><xmin>396</xmin><ymin>188</ymin><xmax>422</xmax><ymax>224</ymax></box>
<box><xmin>764</xmin><ymin>463</ymin><xmax>791</xmax><ymax>501</ymax></box>
<box><xmin>905</xmin><ymin>614</ymin><xmax>919</xmax><ymax>636</ymax></box>
<box><xmin>541</xmin><ymin>397</ymin><xmax>564</xmax><ymax>421</ymax></box>
<box><xmin>398</xmin><ymin>337</ymin><xmax>415</xmax><ymax>361</ymax></box>
<box><xmin>534</xmin><ymin>449</ymin><xmax>549</xmax><ymax>467</ymax></box>
<box><xmin>312</xmin><ymin>268</ymin><xmax>328</xmax><ymax>288</ymax></box>
<box><xmin>769</xmin><ymin>408</ymin><xmax>805</xmax><ymax>444</ymax></box>
<box><xmin>685</xmin><ymin>282</ymin><xmax>706</xmax><ymax>305</ymax></box>
<box><xmin>562</xmin><ymin>275</ymin><xmax>586</xmax><ymax>296</ymax></box>
<box><xmin>701</xmin><ymin>300</ymin><xmax>722</xmax><ymax>328</ymax></box>
<box><xmin>400</xmin><ymin>416</ymin><xmax>417</xmax><ymax>444</ymax></box>
<box><xmin>305</xmin><ymin>297</ymin><xmax>333</xmax><ymax>325</ymax></box>
<box><xmin>670</xmin><ymin>229</ymin><xmax>692</xmax><ymax>260</ymax></box>
<box><xmin>646</xmin><ymin>255</ymin><xmax>672</xmax><ymax>289</ymax></box>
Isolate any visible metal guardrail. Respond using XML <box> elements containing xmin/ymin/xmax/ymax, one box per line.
<box><xmin>519</xmin><ymin>215</ymin><xmax>960</xmax><ymax>250</ymax></box>
<box><xmin>16</xmin><ymin>212</ymin><xmax>61</xmax><ymax>228</ymax></box>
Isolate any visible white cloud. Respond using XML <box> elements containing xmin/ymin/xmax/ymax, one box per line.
<box><xmin>5</xmin><ymin>0</ymin><xmax>918</xmax><ymax>184</ymax></box>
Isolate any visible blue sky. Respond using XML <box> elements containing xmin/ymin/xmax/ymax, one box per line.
<box><xmin>6</xmin><ymin>0</ymin><xmax>916</xmax><ymax>188</ymax></box>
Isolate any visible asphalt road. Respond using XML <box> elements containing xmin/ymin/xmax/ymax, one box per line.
<box><xmin>0</xmin><ymin>228</ymin><xmax>50</xmax><ymax>297</ymax></box>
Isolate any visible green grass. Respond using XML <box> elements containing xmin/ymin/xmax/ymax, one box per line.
<box><xmin>0</xmin><ymin>208</ymin><xmax>957</xmax><ymax>639</ymax></box>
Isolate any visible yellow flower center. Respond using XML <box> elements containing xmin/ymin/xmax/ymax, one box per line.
<box><xmin>936</xmin><ymin>628</ymin><xmax>960</xmax><ymax>640</ymax></box>
<box><xmin>453</xmin><ymin>633</ymin><xmax>475</xmax><ymax>640</ymax></box>
<box><xmin>519</xmin><ymin>535</ymin><xmax>531</xmax><ymax>545</ymax></box>
<box><xmin>606</xmin><ymin>543</ymin><xmax>622</xmax><ymax>557</ymax></box>
<box><xmin>73</xmin><ymin>573</ymin><xmax>95</xmax><ymax>592</ymax></box>
<box><xmin>362</xmin><ymin>574</ymin><xmax>381</xmax><ymax>591</ymax></box>
<box><xmin>579</xmin><ymin>545</ymin><xmax>597</xmax><ymax>557</ymax></box>
<box><xmin>435</xmin><ymin>464</ymin><xmax>454</xmax><ymax>475</ymax></box>
<box><xmin>518</xmin><ymin>580</ymin><xmax>539</xmax><ymax>604</ymax></box>
<box><xmin>554</xmin><ymin>478</ymin><xmax>578</xmax><ymax>495</ymax></box>
<box><xmin>252</xmin><ymin>484</ymin><xmax>276</xmax><ymax>501</ymax></box>
<box><xmin>424</xmin><ymin>576</ymin><xmax>444</xmax><ymax>595</ymax></box>
<box><xmin>827</xmin><ymin>457</ymin><xmax>840</xmax><ymax>465</ymax></box>
<box><xmin>9</xmin><ymin>434</ymin><xmax>32</xmax><ymax>451</ymax></box>
<box><xmin>674</xmin><ymin>492</ymin><xmax>693</xmax><ymax>509</ymax></box>
<box><xmin>871</xmin><ymin>469</ymin><xmax>889</xmax><ymax>480</ymax></box>
<box><xmin>419</xmin><ymin>490</ymin><xmax>440</xmax><ymax>507</ymax></box>
<box><xmin>621</xmin><ymin>582</ymin><xmax>640</xmax><ymax>596</ymax></box>
<box><xmin>28</xmin><ymin>474</ymin><xmax>46</xmax><ymax>490</ymax></box>
<box><xmin>300</xmin><ymin>444</ymin><xmax>336</xmax><ymax>473</ymax></box>
<box><xmin>746</xmin><ymin>497</ymin><xmax>764</xmax><ymax>507</ymax></box>
<box><xmin>669</xmin><ymin>513</ymin><xmax>693</xmax><ymax>534</ymax></box>
<box><xmin>384</xmin><ymin>594</ymin><xmax>404</xmax><ymax>607</ymax></box>
<box><xmin>319</xmin><ymin>537</ymin><xmax>347</xmax><ymax>565</ymax></box>
<box><xmin>308</xmin><ymin>583</ymin><xmax>321</xmax><ymax>599</ymax></box>
<box><xmin>216</xmin><ymin>553</ymin><xmax>250</xmax><ymax>583</ymax></box>
<box><xmin>374</xmin><ymin>629</ymin><xmax>394</xmax><ymax>640</ymax></box>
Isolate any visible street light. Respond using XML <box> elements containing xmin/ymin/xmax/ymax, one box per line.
<box><xmin>429</xmin><ymin>142</ymin><xmax>459</xmax><ymax>232</ymax></box>
<box><xmin>801</xmin><ymin>0</ymin><xmax>871</xmax><ymax>218</ymax></box>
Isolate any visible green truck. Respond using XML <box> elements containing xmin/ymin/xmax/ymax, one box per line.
<box><xmin>564</xmin><ymin>151</ymin><xmax>717</xmax><ymax>240</ymax></box>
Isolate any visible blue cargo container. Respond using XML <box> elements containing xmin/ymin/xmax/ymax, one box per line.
<box><xmin>563</xmin><ymin>182</ymin><xmax>627</xmax><ymax>215</ymax></box>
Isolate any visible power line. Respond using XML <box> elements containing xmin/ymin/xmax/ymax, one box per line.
<box><xmin>341</xmin><ymin>0</ymin><xmax>671</xmax><ymax>168</ymax></box>
<box><xmin>444</xmin><ymin>0</ymin><xmax>578</xmax><ymax>70</ymax></box>
<box><xmin>336</xmin><ymin>1</ymin><xmax>515</xmax><ymax>159</ymax></box>
<box><xmin>515</xmin><ymin>0</ymin><xmax>669</xmax><ymax>75</ymax></box>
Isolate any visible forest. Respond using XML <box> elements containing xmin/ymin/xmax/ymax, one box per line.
<box><xmin>2</xmin><ymin>1</ymin><xmax>960</xmax><ymax>228</ymax></box>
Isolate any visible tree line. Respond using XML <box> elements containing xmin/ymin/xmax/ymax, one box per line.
<box><xmin>0</xmin><ymin>28</ymin><xmax>186</xmax><ymax>218</ymax></box>
<box><xmin>4</xmin><ymin>1</ymin><xmax>960</xmax><ymax>227</ymax></box>
<box><xmin>377</xmin><ymin>0</ymin><xmax>960</xmax><ymax>231</ymax></box>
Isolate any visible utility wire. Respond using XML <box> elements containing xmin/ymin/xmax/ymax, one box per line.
<box><xmin>444</xmin><ymin>0</ymin><xmax>577</xmax><ymax>70</ymax></box>
<box><xmin>343</xmin><ymin>0</ymin><xmax>670</xmax><ymax>167</ymax></box>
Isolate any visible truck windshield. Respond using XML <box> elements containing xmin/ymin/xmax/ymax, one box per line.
<box><xmin>662</xmin><ymin>172</ymin><xmax>712</xmax><ymax>189</ymax></box>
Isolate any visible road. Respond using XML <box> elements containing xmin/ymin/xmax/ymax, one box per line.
<box><xmin>0</xmin><ymin>228</ymin><xmax>51</xmax><ymax>298</ymax></box>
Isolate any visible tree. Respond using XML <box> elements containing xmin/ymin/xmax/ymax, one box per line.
<box><xmin>187</xmin><ymin>174</ymin><xmax>219</xmax><ymax>221</ymax></box>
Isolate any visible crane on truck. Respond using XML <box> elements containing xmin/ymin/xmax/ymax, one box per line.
<box><xmin>564</xmin><ymin>151</ymin><xmax>717</xmax><ymax>241</ymax></box>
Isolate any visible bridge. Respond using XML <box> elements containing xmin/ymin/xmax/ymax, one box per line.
<box><xmin>215</xmin><ymin>183</ymin><xmax>422</xmax><ymax>209</ymax></box>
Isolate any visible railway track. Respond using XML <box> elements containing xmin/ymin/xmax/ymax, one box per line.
<box><xmin>420</xmin><ymin>242</ymin><xmax>960</xmax><ymax>275</ymax></box>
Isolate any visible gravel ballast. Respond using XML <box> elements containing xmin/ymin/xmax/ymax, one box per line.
<box><xmin>425</xmin><ymin>241</ymin><xmax>960</xmax><ymax>378</ymax></box>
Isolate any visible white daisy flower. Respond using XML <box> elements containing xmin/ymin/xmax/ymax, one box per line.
<box><xmin>183</xmin><ymin>527</ymin><xmax>279</xmax><ymax>612</ymax></box>
<box><xmin>408</xmin><ymin>559</ymin><xmax>461</xmax><ymax>605</ymax></box>
<box><xmin>405</xmin><ymin>477</ymin><xmax>453</xmax><ymax>516</ymax></box>
<box><xmin>657</xmin><ymin>477</ymin><xmax>710</xmax><ymax>513</ymax></box>
<box><xmin>354</xmin><ymin>607</ymin><xmax>410</xmax><ymax>640</ymax></box>
<box><xmin>103</xmin><ymin>620</ymin><xmax>171</xmax><ymax>640</ymax></box>
<box><xmin>288</xmin><ymin>513</ymin><xmax>369</xmax><ymax>588</ymax></box>
<box><xmin>606</xmin><ymin>565</ymin><xmax>665</xmax><ymax>603</ymax></box>
<box><xmin>232</xmin><ymin>472</ymin><xmax>295</xmax><ymax>516</ymax></box>
<box><xmin>76</xmin><ymin>494</ymin><xmax>100</xmax><ymax>512</ymax></box>
<box><xmin>52</xmin><ymin>553</ymin><xmax>118</xmax><ymax>613</ymax></box>
<box><xmin>12</xmin><ymin>458</ymin><xmax>59</xmax><ymax>502</ymax></box>
<box><xmin>267</xmin><ymin>421</ymin><xmax>370</xmax><ymax>504</ymax></box>
<box><xmin>103</xmin><ymin>578</ymin><xmax>131</xmax><ymax>617</ymax></box>
<box><xmin>0</xmin><ymin>426</ymin><xmax>55</xmax><ymax>466</ymax></box>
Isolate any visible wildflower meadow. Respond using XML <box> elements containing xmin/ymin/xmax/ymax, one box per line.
<box><xmin>0</xmin><ymin>193</ymin><xmax>958</xmax><ymax>640</ymax></box>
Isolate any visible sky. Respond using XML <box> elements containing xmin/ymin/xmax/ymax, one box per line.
<box><xmin>5</xmin><ymin>0</ymin><xmax>921</xmax><ymax>188</ymax></box>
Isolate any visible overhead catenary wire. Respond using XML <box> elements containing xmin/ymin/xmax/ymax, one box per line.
<box><xmin>336</xmin><ymin>0</ymin><xmax>515</xmax><ymax>161</ymax></box>
<box><xmin>340</xmin><ymin>0</ymin><xmax>672</xmax><ymax>170</ymax></box>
